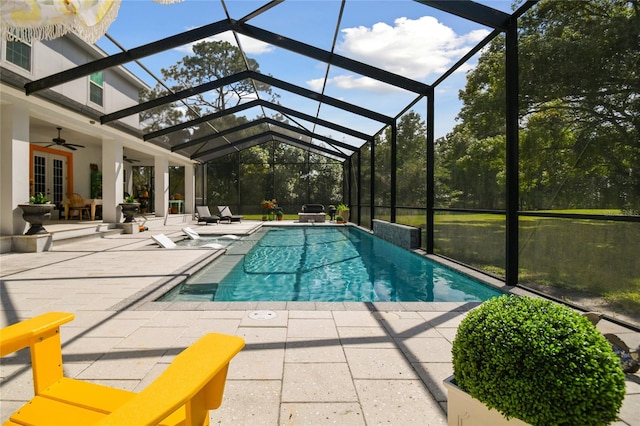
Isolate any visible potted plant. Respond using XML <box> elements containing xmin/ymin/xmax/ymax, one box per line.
<box><xmin>119</xmin><ymin>195</ymin><xmax>140</xmax><ymax>223</ymax></box>
<box><xmin>328</xmin><ymin>205</ymin><xmax>337</xmax><ymax>221</ymax></box>
<box><xmin>336</xmin><ymin>203</ymin><xmax>349</xmax><ymax>222</ymax></box>
<box><xmin>139</xmin><ymin>198</ymin><xmax>149</xmax><ymax>214</ymax></box>
<box><xmin>19</xmin><ymin>193</ymin><xmax>55</xmax><ymax>235</ymax></box>
<box><xmin>446</xmin><ymin>295</ymin><xmax>625</xmax><ymax>426</ymax></box>
<box><xmin>261</xmin><ymin>199</ymin><xmax>276</xmax><ymax>221</ymax></box>
<box><xmin>335</xmin><ymin>215</ymin><xmax>345</xmax><ymax>224</ymax></box>
<box><xmin>276</xmin><ymin>210</ymin><xmax>284</xmax><ymax>221</ymax></box>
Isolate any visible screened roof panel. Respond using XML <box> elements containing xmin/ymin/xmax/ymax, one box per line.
<box><xmin>26</xmin><ymin>1</ymin><xmax>526</xmax><ymax>163</ymax></box>
<box><xmin>246</xmin><ymin>1</ymin><xmax>344</xmax><ymax>51</ymax></box>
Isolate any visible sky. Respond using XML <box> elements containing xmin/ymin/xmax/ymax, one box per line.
<box><xmin>97</xmin><ymin>0</ymin><xmax>515</xmax><ymax>143</ymax></box>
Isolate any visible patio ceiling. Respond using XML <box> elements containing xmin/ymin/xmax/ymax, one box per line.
<box><xmin>23</xmin><ymin>0</ymin><xmax>537</xmax><ymax>164</ymax></box>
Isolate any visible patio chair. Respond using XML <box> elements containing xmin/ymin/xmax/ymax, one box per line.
<box><xmin>68</xmin><ymin>193</ymin><xmax>90</xmax><ymax>220</ymax></box>
<box><xmin>0</xmin><ymin>312</ymin><xmax>244</xmax><ymax>426</ymax></box>
<box><xmin>217</xmin><ymin>206</ymin><xmax>243</xmax><ymax>223</ymax></box>
<box><xmin>196</xmin><ymin>206</ymin><xmax>220</xmax><ymax>225</ymax></box>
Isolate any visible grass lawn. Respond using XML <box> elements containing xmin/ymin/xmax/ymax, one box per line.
<box><xmin>396</xmin><ymin>210</ymin><xmax>639</xmax><ymax>325</ymax></box>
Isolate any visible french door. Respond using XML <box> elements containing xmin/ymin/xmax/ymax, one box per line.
<box><xmin>31</xmin><ymin>147</ymin><xmax>70</xmax><ymax>207</ymax></box>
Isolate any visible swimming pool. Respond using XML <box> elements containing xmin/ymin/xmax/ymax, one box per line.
<box><xmin>159</xmin><ymin>226</ymin><xmax>503</xmax><ymax>302</ymax></box>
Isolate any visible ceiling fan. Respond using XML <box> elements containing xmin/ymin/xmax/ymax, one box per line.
<box><xmin>124</xmin><ymin>156</ymin><xmax>140</xmax><ymax>163</ymax></box>
<box><xmin>32</xmin><ymin>127</ymin><xmax>85</xmax><ymax>151</ymax></box>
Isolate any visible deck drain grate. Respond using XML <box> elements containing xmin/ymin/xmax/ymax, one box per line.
<box><xmin>248</xmin><ymin>310</ymin><xmax>277</xmax><ymax>320</ymax></box>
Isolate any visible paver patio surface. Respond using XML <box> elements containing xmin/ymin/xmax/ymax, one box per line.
<box><xmin>1</xmin><ymin>222</ymin><xmax>638</xmax><ymax>425</ymax></box>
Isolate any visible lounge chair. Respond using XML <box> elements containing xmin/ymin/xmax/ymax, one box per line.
<box><xmin>217</xmin><ymin>205</ymin><xmax>243</xmax><ymax>223</ymax></box>
<box><xmin>154</xmin><ymin>233</ymin><xmax>225</xmax><ymax>250</ymax></box>
<box><xmin>152</xmin><ymin>233</ymin><xmax>177</xmax><ymax>249</ymax></box>
<box><xmin>202</xmin><ymin>242</ymin><xmax>226</xmax><ymax>249</ymax></box>
<box><xmin>219</xmin><ymin>234</ymin><xmax>241</xmax><ymax>240</ymax></box>
<box><xmin>182</xmin><ymin>226</ymin><xmax>200</xmax><ymax>240</ymax></box>
<box><xmin>196</xmin><ymin>206</ymin><xmax>220</xmax><ymax>225</ymax></box>
<box><xmin>0</xmin><ymin>312</ymin><xmax>244</xmax><ymax>426</ymax></box>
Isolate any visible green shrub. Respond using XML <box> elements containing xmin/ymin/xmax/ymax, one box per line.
<box><xmin>452</xmin><ymin>295</ymin><xmax>625</xmax><ymax>426</ymax></box>
<box><xmin>29</xmin><ymin>193</ymin><xmax>48</xmax><ymax>204</ymax></box>
<box><xmin>124</xmin><ymin>195</ymin><xmax>136</xmax><ymax>203</ymax></box>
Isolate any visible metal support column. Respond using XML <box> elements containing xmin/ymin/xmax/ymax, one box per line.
<box><xmin>346</xmin><ymin>157</ymin><xmax>352</xmax><ymax>209</ymax></box>
<box><xmin>505</xmin><ymin>18</ymin><xmax>519</xmax><ymax>286</ymax></box>
<box><xmin>306</xmin><ymin>149</ymin><xmax>311</xmax><ymax>204</ymax></box>
<box><xmin>357</xmin><ymin>150</ymin><xmax>362</xmax><ymax>225</ymax></box>
<box><xmin>426</xmin><ymin>88</ymin><xmax>435</xmax><ymax>253</ymax></box>
<box><xmin>390</xmin><ymin>121</ymin><xmax>397</xmax><ymax>223</ymax></box>
<box><xmin>370</xmin><ymin>138</ymin><xmax>376</xmax><ymax>229</ymax></box>
<box><xmin>237</xmin><ymin>150</ymin><xmax>242</xmax><ymax>210</ymax></box>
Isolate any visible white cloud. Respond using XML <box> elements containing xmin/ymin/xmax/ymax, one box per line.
<box><xmin>217</xmin><ymin>32</ymin><xmax>274</xmax><ymax>55</ymax></box>
<box><xmin>308</xmin><ymin>75</ymin><xmax>401</xmax><ymax>93</ymax></box>
<box><xmin>175</xmin><ymin>31</ymin><xmax>274</xmax><ymax>55</ymax></box>
<box><xmin>320</xmin><ymin>16</ymin><xmax>489</xmax><ymax>92</ymax></box>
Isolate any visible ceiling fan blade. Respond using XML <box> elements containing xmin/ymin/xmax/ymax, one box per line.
<box><xmin>66</xmin><ymin>143</ymin><xmax>85</xmax><ymax>148</ymax></box>
<box><xmin>63</xmin><ymin>145</ymin><xmax>77</xmax><ymax>151</ymax></box>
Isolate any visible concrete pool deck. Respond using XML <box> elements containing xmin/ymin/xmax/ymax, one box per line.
<box><xmin>1</xmin><ymin>220</ymin><xmax>639</xmax><ymax>425</ymax></box>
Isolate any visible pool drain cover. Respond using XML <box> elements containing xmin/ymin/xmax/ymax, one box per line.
<box><xmin>249</xmin><ymin>310</ymin><xmax>277</xmax><ymax>320</ymax></box>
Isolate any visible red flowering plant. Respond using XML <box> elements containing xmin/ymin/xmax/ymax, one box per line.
<box><xmin>261</xmin><ymin>199</ymin><xmax>277</xmax><ymax>220</ymax></box>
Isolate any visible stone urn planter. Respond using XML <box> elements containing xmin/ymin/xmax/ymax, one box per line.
<box><xmin>18</xmin><ymin>203</ymin><xmax>55</xmax><ymax>235</ymax></box>
<box><xmin>119</xmin><ymin>202</ymin><xmax>140</xmax><ymax>223</ymax></box>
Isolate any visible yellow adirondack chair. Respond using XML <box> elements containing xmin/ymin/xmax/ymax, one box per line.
<box><xmin>0</xmin><ymin>312</ymin><xmax>244</xmax><ymax>426</ymax></box>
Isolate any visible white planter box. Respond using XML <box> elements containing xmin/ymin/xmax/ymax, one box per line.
<box><xmin>444</xmin><ymin>375</ymin><xmax>529</xmax><ymax>426</ymax></box>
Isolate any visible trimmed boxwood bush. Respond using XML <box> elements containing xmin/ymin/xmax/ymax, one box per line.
<box><xmin>452</xmin><ymin>295</ymin><xmax>625</xmax><ymax>426</ymax></box>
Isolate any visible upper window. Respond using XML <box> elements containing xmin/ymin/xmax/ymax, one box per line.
<box><xmin>6</xmin><ymin>34</ymin><xmax>31</xmax><ymax>71</ymax></box>
<box><xmin>89</xmin><ymin>71</ymin><xmax>103</xmax><ymax>106</ymax></box>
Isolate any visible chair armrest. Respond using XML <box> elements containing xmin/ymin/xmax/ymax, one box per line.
<box><xmin>95</xmin><ymin>333</ymin><xmax>244</xmax><ymax>426</ymax></box>
<box><xmin>0</xmin><ymin>312</ymin><xmax>74</xmax><ymax>357</ymax></box>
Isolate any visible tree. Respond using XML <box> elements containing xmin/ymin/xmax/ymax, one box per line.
<box><xmin>162</xmin><ymin>41</ymin><xmax>273</xmax><ymax>114</ymax></box>
<box><xmin>393</xmin><ymin>112</ymin><xmax>428</xmax><ymax>207</ymax></box>
<box><xmin>447</xmin><ymin>0</ymin><xmax>640</xmax><ymax>210</ymax></box>
<box><xmin>519</xmin><ymin>106</ymin><xmax>577</xmax><ymax>209</ymax></box>
<box><xmin>140</xmin><ymin>40</ymin><xmax>275</xmax><ymax>134</ymax></box>
<box><xmin>518</xmin><ymin>0</ymin><xmax>640</xmax><ymax>210</ymax></box>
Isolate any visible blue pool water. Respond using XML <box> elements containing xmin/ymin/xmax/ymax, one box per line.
<box><xmin>159</xmin><ymin>227</ymin><xmax>503</xmax><ymax>302</ymax></box>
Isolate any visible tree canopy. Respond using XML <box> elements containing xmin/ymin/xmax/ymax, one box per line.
<box><xmin>436</xmin><ymin>0</ymin><xmax>639</xmax><ymax>212</ymax></box>
<box><xmin>138</xmin><ymin>40</ymin><xmax>343</xmax><ymax>211</ymax></box>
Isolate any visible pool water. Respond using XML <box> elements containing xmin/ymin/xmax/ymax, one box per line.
<box><xmin>160</xmin><ymin>227</ymin><xmax>503</xmax><ymax>302</ymax></box>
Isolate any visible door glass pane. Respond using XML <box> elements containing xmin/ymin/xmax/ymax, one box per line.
<box><xmin>52</xmin><ymin>158</ymin><xmax>64</xmax><ymax>205</ymax></box>
<box><xmin>33</xmin><ymin>155</ymin><xmax>46</xmax><ymax>195</ymax></box>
